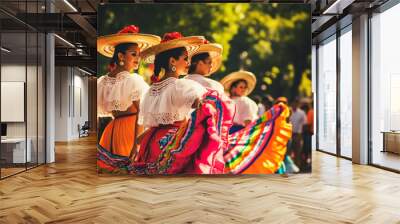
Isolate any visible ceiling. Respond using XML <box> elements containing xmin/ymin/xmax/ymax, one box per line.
<box><xmin>0</xmin><ymin>0</ymin><xmax>391</xmax><ymax>74</ymax></box>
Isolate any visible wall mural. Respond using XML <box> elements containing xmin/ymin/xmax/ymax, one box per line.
<box><xmin>97</xmin><ymin>3</ymin><xmax>312</xmax><ymax>175</ymax></box>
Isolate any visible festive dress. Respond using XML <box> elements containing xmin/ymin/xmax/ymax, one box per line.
<box><xmin>97</xmin><ymin>77</ymin><xmax>292</xmax><ymax>174</ymax></box>
<box><xmin>135</xmin><ymin>77</ymin><xmax>231</xmax><ymax>174</ymax></box>
<box><xmin>97</xmin><ymin>71</ymin><xmax>149</xmax><ymax>172</ymax></box>
<box><xmin>229</xmin><ymin>96</ymin><xmax>258</xmax><ymax>134</ymax></box>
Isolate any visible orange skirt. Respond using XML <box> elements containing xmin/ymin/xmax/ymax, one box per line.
<box><xmin>99</xmin><ymin>114</ymin><xmax>137</xmax><ymax>157</ymax></box>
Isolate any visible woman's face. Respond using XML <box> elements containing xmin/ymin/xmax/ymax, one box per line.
<box><xmin>171</xmin><ymin>50</ymin><xmax>190</xmax><ymax>75</ymax></box>
<box><xmin>196</xmin><ymin>56</ymin><xmax>212</xmax><ymax>76</ymax></box>
<box><xmin>231</xmin><ymin>81</ymin><xmax>248</xmax><ymax>97</ymax></box>
<box><xmin>119</xmin><ymin>44</ymin><xmax>140</xmax><ymax>72</ymax></box>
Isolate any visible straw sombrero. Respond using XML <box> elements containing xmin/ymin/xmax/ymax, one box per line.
<box><xmin>140</xmin><ymin>32</ymin><xmax>205</xmax><ymax>63</ymax></box>
<box><xmin>220</xmin><ymin>70</ymin><xmax>257</xmax><ymax>96</ymax></box>
<box><xmin>97</xmin><ymin>25</ymin><xmax>161</xmax><ymax>58</ymax></box>
<box><xmin>275</xmin><ymin>96</ymin><xmax>288</xmax><ymax>105</ymax></box>
<box><xmin>191</xmin><ymin>42</ymin><xmax>223</xmax><ymax>76</ymax></box>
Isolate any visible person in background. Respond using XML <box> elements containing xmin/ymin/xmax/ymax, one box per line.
<box><xmin>255</xmin><ymin>95</ymin><xmax>266</xmax><ymax>117</ymax></box>
<box><xmin>306</xmin><ymin>101</ymin><xmax>314</xmax><ymax>136</ymax></box>
<box><xmin>301</xmin><ymin>100</ymin><xmax>314</xmax><ymax>171</ymax></box>
<box><xmin>275</xmin><ymin>96</ymin><xmax>288</xmax><ymax>106</ymax></box>
<box><xmin>263</xmin><ymin>94</ymin><xmax>274</xmax><ymax>111</ymax></box>
<box><xmin>289</xmin><ymin>99</ymin><xmax>307</xmax><ymax>169</ymax></box>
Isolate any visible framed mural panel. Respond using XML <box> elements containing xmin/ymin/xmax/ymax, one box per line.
<box><xmin>97</xmin><ymin>3</ymin><xmax>311</xmax><ymax>175</ymax></box>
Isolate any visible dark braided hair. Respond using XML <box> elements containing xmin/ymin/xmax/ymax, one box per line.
<box><xmin>188</xmin><ymin>52</ymin><xmax>210</xmax><ymax>74</ymax></box>
<box><xmin>153</xmin><ymin>47</ymin><xmax>186</xmax><ymax>77</ymax></box>
<box><xmin>110</xmin><ymin>43</ymin><xmax>137</xmax><ymax>65</ymax></box>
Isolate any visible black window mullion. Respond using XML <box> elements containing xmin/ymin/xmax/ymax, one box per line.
<box><xmin>336</xmin><ymin>29</ymin><xmax>341</xmax><ymax>157</ymax></box>
<box><xmin>25</xmin><ymin>0</ymin><xmax>28</xmax><ymax>171</ymax></box>
<box><xmin>36</xmin><ymin>0</ymin><xmax>39</xmax><ymax>167</ymax></box>
<box><xmin>316</xmin><ymin>44</ymin><xmax>319</xmax><ymax>151</ymax></box>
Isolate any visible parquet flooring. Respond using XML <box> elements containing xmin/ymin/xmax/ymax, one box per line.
<box><xmin>0</xmin><ymin>136</ymin><xmax>399</xmax><ymax>223</ymax></box>
<box><xmin>1</xmin><ymin>167</ymin><xmax>26</xmax><ymax>178</ymax></box>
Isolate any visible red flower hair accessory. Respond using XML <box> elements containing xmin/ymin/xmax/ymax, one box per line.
<box><xmin>151</xmin><ymin>74</ymin><xmax>159</xmax><ymax>83</ymax></box>
<box><xmin>107</xmin><ymin>62</ymin><xmax>117</xmax><ymax>72</ymax></box>
<box><xmin>161</xmin><ymin>32</ymin><xmax>184</xmax><ymax>43</ymax></box>
<box><xmin>118</xmin><ymin>25</ymin><xmax>140</xmax><ymax>34</ymax></box>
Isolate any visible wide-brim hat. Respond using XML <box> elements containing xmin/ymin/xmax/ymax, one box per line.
<box><xmin>191</xmin><ymin>43</ymin><xmax>223</xmax><ymax>76</ymax></box>
<box><xmin>220</xmin><ymin>70</ymin><xmax>257</xmax><ymax>96</ymax></box>
<box><xmin>97</xmin><ymin>25</ymin><xmax>161</xmax><ymax>58</ymax></box>
<box><xmin>141</xmin><ymin>32</ymin><xmax>206</xmax><ymax>63</ymax></box>
<box><xmin>275</xmin><ymin>96</ymin><xmax>288</xmax><ymax>105</ymax></box>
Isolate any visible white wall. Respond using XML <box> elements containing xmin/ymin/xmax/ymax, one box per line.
<box><xmin>71</xmin><ymin>72</ymin><xmax>89</xmax><ymax>138</ymax></box>
<box><xmin>46</xmin><ymin>32</ymin><xmax>56</xmax><ymax>163</ymax></box>
<box><xmin>352</xmin><ymin>14</ymin><xmax>369</xmax><ymax>164</ymax></box>
<box><xmin>55</xmin><ymin>66</ymin><xmax>69</xmax><ymax>141</ymax></box>
<box><xmin>55</xmin><ymin>66</ymin><xmax>89</xmax><ymax>141</ymax></box>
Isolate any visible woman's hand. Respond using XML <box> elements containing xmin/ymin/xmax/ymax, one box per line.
<box><xmin>111</xmin><ymin>109</ymin><xmax>133</xmax><ymax>118</ymax></box>
<box><xmin>112</xmin><ymin>101</ymin><xmax>139</xmax><ymax>118</ymax></box>
<box><xmin>112</xmin><ymin>110</ymin><xmax>122</xmax><ymax>118</ymax></box>
<box><xmin>244</xmin><ymin>120</ymin><xmax>252</xmax><ymax>126</ymax></box>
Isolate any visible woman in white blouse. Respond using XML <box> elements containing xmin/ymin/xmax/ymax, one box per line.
<box><xmin>97</xmin><ymin>25</ymin><xmax>160</xmax><ymax>160</ymax></box>
<box><xmin>185</xmin><ymin>40</ymin><xmax>225</xmax><ymax>95</ymax></box>
<box><xmin>220</xmin><ymin>70</ymin><xmax>258</xmax><ymax>134</ymax></box>
<box><xmin>136</xmin><ymin>32</ymin><xmax>229</xmax><ymax>174</ymax></box>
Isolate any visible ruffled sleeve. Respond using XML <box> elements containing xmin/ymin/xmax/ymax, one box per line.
<box><xmin>213</xmin><ymin>82</ymin><xmax>225</xmax><ymax>96</ymax></box>
<box><xmin>173</xmin><ymin>79</ymin><xmax>207</xmax><ymax>108</ymax></box>
<box><xmin>233</xmin><ymin>96</ymin><xmax>259</xmax><ymax>126</ymax></box>
<box><xmin>124</xmin><ymin>74</ymin><xmax>150</xmax><ymax>102</ymax></box>
<box><xmin>241</xmin><ymin>96</ymin><xmax>259</xmax><ymax>122</ymax></box>
<box><xmin>97</xmin><ymin>75</ymin><xmax>110</xmax><ymax>117</ymax></box>
<box><xmin>97</xmin><ymin>72</ymin><xmax>149</xmax><ymax>115</ymax></box>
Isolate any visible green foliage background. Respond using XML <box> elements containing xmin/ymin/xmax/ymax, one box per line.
<box><xmin>98</xmin><ymin>3</ymin><xmax>311</xmax><ymax>101</ymax></box>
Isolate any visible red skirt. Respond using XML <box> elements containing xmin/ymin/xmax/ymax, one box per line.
<box><xmin>136</xmin><ymin>121</ymin><xmax>209</xmax><ymax>174</ymax></box>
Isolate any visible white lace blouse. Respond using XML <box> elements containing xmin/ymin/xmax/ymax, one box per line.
<box><xmin>139</xmin><ymin>77</ymin><xmax>207</xmax><ymax>127</ymax></box>
<box><xmin>232</xmin><ymin>96</ymin><xmax>259</xmax><ymax>126</ymax></box>
<box><xmin>185</xmin><ymin>74</ymin><xmax>225</xmax><ymax>95</ymax></box>
<box><xmin>97</xmin><ymin>71</ymin><xmax>149</xmax><ymax>117</ymax></box>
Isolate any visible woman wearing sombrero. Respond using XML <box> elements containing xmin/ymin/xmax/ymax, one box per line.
<box><xmin>219</xmin><ymin>71</ymin><xmax>293</xmax><ymax>174</ymax></box>
<box><xmin>128</xmin><ymin>32</ymin><xmax>235</xmax><ymax>174</ymax></box>
<box><xmin>97</xmin><ymin>25</ymin><xmax>161</xmax><ymax>171</ymax></box>
<box><xmin>185</xmin><ymin>40</ymin><xmax>225</xmax><ymax>94</ymax></box>
<box><xmin>220</xmin><ymin>70</ymin><xmax>259</xmax><ymax>134</ymax></box>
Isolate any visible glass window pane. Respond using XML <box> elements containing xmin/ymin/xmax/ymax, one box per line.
<box><xmin>1</xmin><ymin>31</ymin><xmax>27</xmax><ymax>177</ymax></box>
<box><xmin>27</xmin><ymin>31</ymin><xmax>38</xmax><ymax>168</ymax></box>
<box><xmin>340</xmin><ymin>29</ymin><xmax>352</xmax><ymax>158</ymax></box>
<box><xmin>0</xmin><ymin>0</ymin><xmax>47</xmax><ymax>179</ymax></box>
<box><xmin>371</xmin><ymin>4</ymin><xmax>400</xmax><ymax>171</ymax></box>
<box><xmin>317</xmin><ymin>36</ymin><xmax>337</xmax><ymax>154</ymax></box>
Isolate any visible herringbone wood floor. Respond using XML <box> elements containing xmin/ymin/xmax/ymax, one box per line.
<box><xmin>1</xmin><ymin>136</ymin><xmax>400</xmax><ymax>224</ymax></box>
